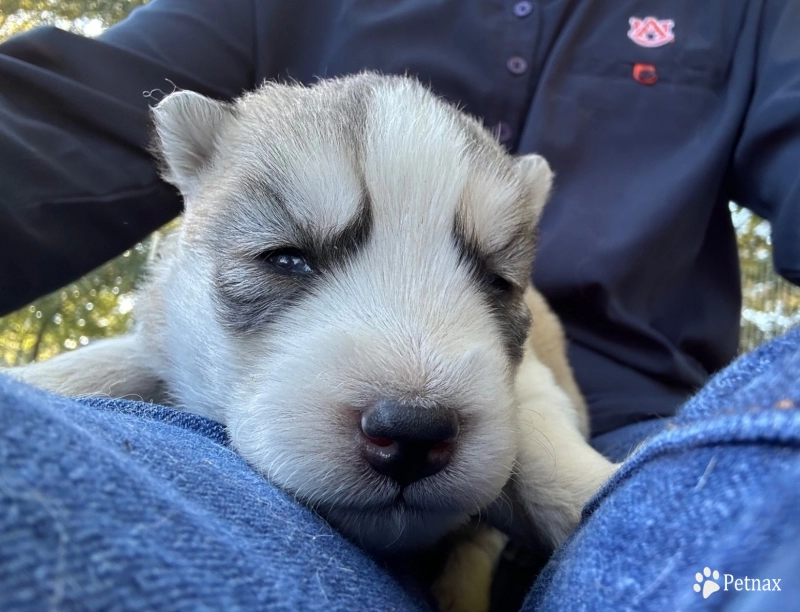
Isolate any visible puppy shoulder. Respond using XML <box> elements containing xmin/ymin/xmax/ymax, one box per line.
<box><xmin>522</xmin><ymin>287</ymin><xmax>590</xmax><ymax>438</ymax></box>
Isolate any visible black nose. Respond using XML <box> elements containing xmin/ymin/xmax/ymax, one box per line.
<box><xmin>360</xmin><ymin>400</ymin><xmax>459</xmax><ymax>485</ymax></box>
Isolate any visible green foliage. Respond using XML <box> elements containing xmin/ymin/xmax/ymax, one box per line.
<box><xmin>733</xmin><ymin>204</ymin><xmax>800</xmax><ymax>350</ymax></box>
<box><xmin>0</xmin><ymin>242</ymin><xmax>151</xmax><ymax>366</ymax></box>
<box><xmin>0</xmin><ymin>0</ymin><xmax>147</xmax><ymax>38</ymax></box>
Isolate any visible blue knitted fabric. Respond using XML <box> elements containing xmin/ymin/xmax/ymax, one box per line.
<box><xmin>2</xmin><ymin>326</ymin><xmax>799</xmax><ymax>611</ymax></box>
<box><xmin>0</xmin><ymin>380</ymin><xmax>426</xmax><ymax>611</ymax></box>
<box><xmin>527</xmin><ymin>326</ymin><xmax>800</xmax><ymax>611</ymax></box>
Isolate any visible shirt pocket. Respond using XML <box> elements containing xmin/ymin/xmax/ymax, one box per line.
<box><xmin>566</xmin><ymin>53</ymin><xmax>727</xmax><ymax>91</ymax></box>
<box><xmin>557</xmin><ymin>0</ymin><xmax>744</xmax><ymax>92</ymax></box>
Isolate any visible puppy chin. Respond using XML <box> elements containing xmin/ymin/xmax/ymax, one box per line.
<box><xmin>323</xmin><ymin>505</ymin><xmax>468</xmax><ymax>554</ymax></box>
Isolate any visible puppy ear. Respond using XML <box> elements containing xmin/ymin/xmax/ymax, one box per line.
<box><xmin>515</xmin><ymin>154</ymin><xmax>554</xmax><ymax>225</ymax></box>
<box><xmin>151</xmin><ymin>90</ymin><xmax>234</xmax><ymax>196</ymax></box>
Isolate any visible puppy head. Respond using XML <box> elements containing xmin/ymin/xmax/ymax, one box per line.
<box><xmin>151</xmin><ymin>74</ymin><xmax>553</xmax><ymax>552</ymax></box>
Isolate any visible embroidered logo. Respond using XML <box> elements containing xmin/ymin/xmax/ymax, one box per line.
<box><xmin>628</xmin><ymin>16</ymin><xmax>675</xmax><ymax>48</ymax></box>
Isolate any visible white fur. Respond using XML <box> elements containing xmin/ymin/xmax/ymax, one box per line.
<box><xmin>7</xmin><ymin>74</ymin><xmax>617</xmax><ymax>554</ymax></box>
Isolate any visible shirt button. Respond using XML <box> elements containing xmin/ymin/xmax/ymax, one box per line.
<box><xmin>513</xmin><ymin>1</ymin><xmax>533</xmax><ymax>17</ymax></box>
<box><xmin>633</xmin><ymin>63</ymin><xmax>658</xmax><ymax>85</ymax></box>
<box><xmin>506</xmin><ymin>56</ymin><xmax>528</xmax><ymax>75</ymax></box>
<box><xmin>493</xmin><ymin>121</ymin><xmax>513</xmax><ymax>143</ymax></box>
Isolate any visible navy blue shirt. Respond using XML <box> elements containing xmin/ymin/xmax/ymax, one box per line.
<box><xmin>1</xmin><ymin>0</ymin><xmax>798</xmax><ymax>434</ymax></box>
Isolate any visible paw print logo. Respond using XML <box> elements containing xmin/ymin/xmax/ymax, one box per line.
<box><xmin>694</xmin><ymin>567</ymin><xmax>721</xmax><ymax>599</ymax></box>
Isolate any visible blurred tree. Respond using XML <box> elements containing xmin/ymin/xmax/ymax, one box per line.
<box><xmin>732</xmin><ymin>204</ymin><xmax>800</xmax><ymax>351</ymax></box>
<box><xmin>0</xmin><ymin>242</ymin><xmax>154</xmax><ymax>366</ymax></box>
<box><xmin>0</xmin><ymin>1</ymin><xmax>147</xmax><ymax>37</ymax></box>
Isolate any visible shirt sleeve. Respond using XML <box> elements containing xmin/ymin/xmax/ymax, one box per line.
<box><xmin>0</xmin><ymin>0</ymin><xmax>257</xmax><ymax>315</ymax></box>
<box><xmin>732</xmin><ymin>0</ymin><xmax>800</xmax><ymax>286</ymax></box>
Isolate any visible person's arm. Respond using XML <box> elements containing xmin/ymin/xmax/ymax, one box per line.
<box><xmin>0</xmin><ymin>0</ymin><xmax>257</xmax><ymax>315</ymax></box>
<box><xmin>732</xmin><ymin>0</ymin><xmax>800</xmax><ymax>286</ymax></box>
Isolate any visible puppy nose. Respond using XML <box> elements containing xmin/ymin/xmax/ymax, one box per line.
<box><xmin>360</xmin><ymin>400</ymin><xmax>459</xmax><ymax>485</ymax></box>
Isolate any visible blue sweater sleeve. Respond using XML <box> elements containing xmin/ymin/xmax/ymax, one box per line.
<box><xmin>0</xmin><ymin>0</ymin><xmax>257</xmax><ymax>315</ymax></box>
<box><xmin>732</xmin><ymin>0</ymin><xmax>800</xmax><ymax>285</ymax></box>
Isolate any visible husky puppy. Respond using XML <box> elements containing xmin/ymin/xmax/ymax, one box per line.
<box><xmin>10</xmin><ymin>74</ymin><xmax>616</xmax><ymax>564</ymax></box>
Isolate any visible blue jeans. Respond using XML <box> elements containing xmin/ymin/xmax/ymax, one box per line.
<box><xmin>2</xmin><ymin>327</ymin><xmax>799</xmax><ymax>611</ymax></box>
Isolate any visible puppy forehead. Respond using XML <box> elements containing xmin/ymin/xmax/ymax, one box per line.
<box><xmin>361</xmin><ymin>79</ymin><xmax>525</xmax><ymax>241</ymax></box>
<box><xmin>221</xmin><ymin>77</ymin><xmax>524</xmax><ymax>244</ymax></box>
<box><xmin>226</xmin><ymin>89</ymin><xmax>367</xmax><ymax>233</ymax></box>
<box><xmin>363</xmin><ymin>81</ymin><xmax>468</xmax><ymax>225</ymax></box>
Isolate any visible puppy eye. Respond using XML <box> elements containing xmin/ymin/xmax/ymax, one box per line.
<box><xmin>484</xmin><ymin>273</ymin><xmax>514</xmax><ymax>295</ymax></box>
<box><xmin>259</xmin><ymin>248</ymin><xmax>314</xmax><ymax>275</ymax></box>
